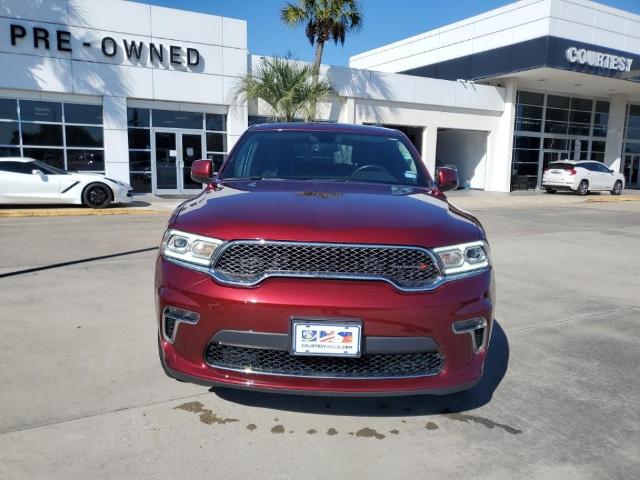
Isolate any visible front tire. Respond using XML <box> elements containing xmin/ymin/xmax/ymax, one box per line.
<box><xmin>611</xmin><ymin>180</ymin><xmax>623</xmax><ymax>195</ymax></box>
<box><xmin>577</xmin><ymin>180</ymin><xmax>589</xmax><ymax>196</ymax></box>
<box><xmin>82</xmin><ymin>183</ymin><xmax>113</xmax><ymax>208</ymax></box>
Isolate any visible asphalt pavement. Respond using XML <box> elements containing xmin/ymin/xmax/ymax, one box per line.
<box><xmin>0</xmin><ymin>196</ymin><xmax>638</xmax><ymax>479</ymax></box>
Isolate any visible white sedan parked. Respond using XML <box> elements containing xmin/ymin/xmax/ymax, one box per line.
<box><xmin>542</xmin><ymin>160</ymin><xmax>625</xmax><ymax>196</ymax></box>
<box><xmin>0</xmin><ymin>157</ymin><xmax>133</xmax><ymax>208</ymax></box>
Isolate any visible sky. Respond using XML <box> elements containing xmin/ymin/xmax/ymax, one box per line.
<box><xmin>141</xmin><ymin>0</ymin><xmax>640</xmax><ymax>67</ymax></box>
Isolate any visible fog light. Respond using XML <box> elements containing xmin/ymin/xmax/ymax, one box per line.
<box><xmin>452</xmin><ymin>317</ymin><xmax>487</xmax><ymax>354</ymax></box>
<box><xmin>162</xmin><ymin>306</ymin><xmax>200</xmax><ymax>343</ymax></box>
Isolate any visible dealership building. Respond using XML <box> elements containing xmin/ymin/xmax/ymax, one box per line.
<box><xmin>1</xmin><ymin>0</ymin><xmax>639</xmax><ymax>193</ymax></box>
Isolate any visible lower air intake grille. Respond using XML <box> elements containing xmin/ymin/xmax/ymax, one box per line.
<box><xmin>205</xmin><ymin>344</ymin><xmax>443</xmax><ymax>378</ymax></box>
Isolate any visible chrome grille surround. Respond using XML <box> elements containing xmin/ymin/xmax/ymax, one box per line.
<box><xmin>209</xmin><ymin>240</ymin><xmax>443</xmax><ymax>291</ymax></box>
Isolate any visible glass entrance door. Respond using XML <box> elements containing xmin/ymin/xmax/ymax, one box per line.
<box><xmin>153</xmin><ymin>131</ymin><xmax>205</xmax><ymax>193</ymax></box>
<box><xmin>623</xmin><ymin>155</ymin><xmax>640</xmax><ymax>189</ymax></box>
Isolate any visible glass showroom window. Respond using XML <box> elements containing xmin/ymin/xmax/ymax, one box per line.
<box><xmin>205</xmin><ymin>113</ymin><xmax>227</xmax><ymax>172</ymax></box>
<box><xmin>127</xmin><ymin>108</ymin><xmax>152</xmax><ymax>192</ymax></box>
<box><xmin>512</xmin><ymin>91</ymin><xmax>611</xmax><ymax>190</ymax></box>
<box><xmin>622</xmin><ymin>104</ymin><xmax>640</xmax><ymax>189</ymax></box>
<box><xmin>0</xmin><ymin>98</ymin><xmax>104</xmax><ymax>172</ymax></box>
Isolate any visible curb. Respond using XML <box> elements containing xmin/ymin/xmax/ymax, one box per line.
<box><xmin>0</xmin><ymin>208</ymin><xmax>171</xmax><ymax>218</ymax></box>
<box><xmin>585</xmin><ymin>196</ymin><xmax>640</xmax><ymax>203</ymax></box>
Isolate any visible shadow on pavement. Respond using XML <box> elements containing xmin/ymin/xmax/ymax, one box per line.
<box><xmin>212</xmin><ymin>321</ymin><xmax>509</xmax><ymax>416</ymax></box>
<box><xmin>0</xmin><ymin>247</ymin><xmax>158</xmax><ymax>278</ymax></box>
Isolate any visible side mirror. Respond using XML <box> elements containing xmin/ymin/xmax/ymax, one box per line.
<box><xmin>191</xmin><ymin>159</ymin><xmax>213</xmax><ymax>184</ymax></box>
<box><xmin>436</xmin><ymin>166</ymin><xmax>459</xmax><ymax>192</ymax></box>
<box><xmin>32</xmin><ymin>169</ymin><xmax>44</xmax><ymax>177</ymax></box>
<box><xmin>609</xmin><ymin>169</ymin><xmax>614</xmax><ymax>173</ymax></box>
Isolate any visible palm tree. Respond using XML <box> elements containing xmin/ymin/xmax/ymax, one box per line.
<box><xmin>281</xmin><ymin>0</ymin><xmax>362</xmax><ymax>116</ymax></box>
<box><xmin>235</xmin><ymin>56</ymin><xmax>334</xmax><ymax>122</ymax></box>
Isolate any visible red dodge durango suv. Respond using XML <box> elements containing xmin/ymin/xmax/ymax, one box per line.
<box><xmin>156</xmin><ymin>123</ymin><xmax>494</xmax><ymax>396</ymax></box>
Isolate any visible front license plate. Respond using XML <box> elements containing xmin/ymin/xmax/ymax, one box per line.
<box><xmin>291</xmin><ymin>319</ymin><xmax>361</xmax><ymax>357</ymax></box>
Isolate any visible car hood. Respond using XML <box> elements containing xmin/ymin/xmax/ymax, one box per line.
<box><xmin>172</xmin><ymin>180</ymin><xmax>483</xmax><ymax>248</ymax></box>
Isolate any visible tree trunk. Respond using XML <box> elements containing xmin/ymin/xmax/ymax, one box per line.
<box><xmin>309</xmin><ymin>40</ymin><xmax>325</xmax><ymax>120</ymax></box>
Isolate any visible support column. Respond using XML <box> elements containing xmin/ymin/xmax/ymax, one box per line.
<box><xmin>604</xmin><ymin>94</ymin><xmax>628</xmax><ymax>172</ymax></box>
<box><xmin>485</xmin><ymin>78</ymin><xmax>517</xmax><ymax>192</ymax></box>
<box><xmin>344</xmin><ymin>97</ymin><xmax>356</xmax><ymax>124</ymax></box>
<box><xmin>421</xmin><ymin>126</ymin><xmax>437</xmax><ymax>178</ymax></box>
<box><xmin>103</xmin><ymin>96</ymin><xmax>129</xmax><ymax>183</ymax></box>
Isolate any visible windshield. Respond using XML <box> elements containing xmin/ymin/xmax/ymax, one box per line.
<box><xmin>32</xmin><ymin>160</ymin><xmax>67</xmax><ymax>175</ymax></box>
<box><xmin>220</xmin><ymin>130</ymin><xmax>430</xmax><ymax>187</ymax></box>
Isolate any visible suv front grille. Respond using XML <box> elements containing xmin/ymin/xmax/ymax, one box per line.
<box><xmin>212</xmin><ymin>241</ymin><xmax>441</xmax><ymax>290</ymax></box>
<box><xmin>205</xmin><ymin>343</ymin><xmax>444</xmax><ymax>379</ymax></box>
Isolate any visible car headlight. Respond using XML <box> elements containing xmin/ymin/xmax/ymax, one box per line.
<box><xmin>433</xmin><ymin>240</ymin><xmax>490</xmax><ymax>276</ymax></box>
<box><xmin>161</xmin><ymin>229</ymin><xmax>223</xmax><ymax>267</ymax></box>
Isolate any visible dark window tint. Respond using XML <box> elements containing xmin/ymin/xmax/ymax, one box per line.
<box><xmin>568</xmin><ymin>124</ymin><xmax>590</xmax><ymax>136</ymax></box>
<box><xmin>152</xmin><ymin>110</ymin><xmax>202</xmax><ymax>129</ymax></box>
<box><xmin>129</xmin><ymin>172</ymin><xmax>152</xmax><ymax>192</ymax></box>
<box><xmin>128</xmin><ymin>128</ymin><xmax>151</xmax><ymax>150</ymax></box>
<box><xmin>544</xmin><ymin>138</ymin><xmax>567</xmax><ymax>150</ymax></box>
<box><xmin>591</xmin><ymin>141</ymin><xmax>606</xmax><ymax>153</ymax></box>
<box><xmin>206</xmin><ymin>132</ymin><xmax>226</xmax><ymax>152</ymax></box>
<box><xmin>626</xmin><ymin>127</ymin><xmax>640</xmax><ymax>140</ymax></box>
<box><xmin>66</xmin><ymin>149</ymin><xmax>104</xmax><ymax>171</ymax></box>
<box><xmin>20</xmin><ymin>100</ymin><xmax>62</xmax><ymax>122</ymax></box>
<box><xmin>129</xmin><ymin>151</ymin><xmax>151</xmax><ymax>171</ymax></box>
<box><xmin>207</xmin><ymin>153</ymin><xmax>225</xmax><ymax>172</ymax></box>
<box><xmin>547</xmin><ymin>95</ymin><xmax>570</xmax><ymax>109</ymax></box>
<box><xmin>0</xmin><ymin>146</ymin><xmax>20</xmax><ymax>157</ymax></box>
<box><xmin>0</xmin><ymin>122</ymin><xmax>20</xmax><ymax>145</ymax></box>
<box><xmin>546</xmin><ymin>108</ymin><xmax>569</xmax><ymax>122</ymax></box>
<box><xmin>0</xmin><ymin>161</ymin><xmax>30</xmax><ymax>173</ymax></box>
<box><xmin>22</xmin><ymin>148</ymin><xmax>65</xmax><ymax>169</ymax></box>
<box><xmin>206</xmin><ymin>114</ymin><xmax>227</xmax><ymax>131</ymax></box>
<box><xmin>569</xmin><ymin>110</ymin><xmax>591</xmax><ymax>124</ymax></box>
<box><xmin>571</xmin><ymin>98</ymin><xmax>593</xmax><ymax>111</ymax></box>
<box><xmin>545</xmin><ymin>121</ymin><xmax>568</xmax><ymax>134</ymax></box>
<box><xmin>517</xmin><ymin>91</ymin><xmax>543</xmax><ymax>106</ymax></box>
<box><xmin>512</xmin><ymin>162</ymin><xmax>539</xmax><ymax>175</ymax></box>
<box><xmin>65</xmin><ymin>126</ymin><xmax>104</xmax><ymax>147</ymax></box>
<box><xmin>514</xmin><ymin>136</ymin><xmax>540</xmax><ymax>149</ymax></box>
<box><xmin>65</xmin><ymin>104</ymin><xmax>103</xmax><ymax>125</ymax></box>
<box><xmin>127</xmin><ymin>108</ymin><xmax>150</xmax><ymax>128</ymax></box>
<box><xmin>0</xmin><ymin>99</ymin><xmax>18</xmax><ymax>120</ymax></box>
<box><xmin>515</xmin><ymin>118</ymin><xmax>542</xmax><ymax>132</ymax></box>
<box><xmin>596</xmin><ymin>101</ymin><xmax>610</xmax><ymax>113</ymax></box>
<box><xmin>516</xmin><ymin>105</ymin><xmax>542</xmax><ymax>119</ymax></box>
<box><xmin>21</xmin><ymin>123</ymin><xmax>63</xmax><ymax>146</ymax></box>
<box><xmin>512</xmin><ymin>149</ymin><xmax>539</xmax><ymax>163</ymax></box>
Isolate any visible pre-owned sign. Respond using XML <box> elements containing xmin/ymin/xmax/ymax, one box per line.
<box><xmin>565</xmin><ymin>46</ymin><xmax>633</xmax><ymax>72</ymax></box>
<box><xmin>9</xmin><ymin>24</ymin><xmax>201</xmax><ymax>67</ymax></box>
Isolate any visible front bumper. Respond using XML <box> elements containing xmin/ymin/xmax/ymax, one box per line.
<box><xmin>113</xmin><ymin>186</ymin><xmax>134</xmax><ymax>204</ymax></box>
<box><xmin>542</xmin><ymin>179</ymin><xmax>577</xmax><ymax>191</ymax></box>
<box><xmin>155</xmin><ymin>258</ymin><xmax>495</xmax><ymax>395</ymax></box>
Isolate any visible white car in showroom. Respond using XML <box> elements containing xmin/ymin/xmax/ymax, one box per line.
<box><xmin>0</xmin><ymin>157</ymin><xmax>133</xmax><ymax>208</ymax></box>
<box><xmin>542</xmin><ymin>160</ymin><xmax>625</xmax><ymax>196</ymax></box>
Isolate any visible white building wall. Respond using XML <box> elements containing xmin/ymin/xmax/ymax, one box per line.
<box><xmin>349</xmin><ymin>0</ymin><xmax>640</xmax><ymax>73</ymax></box>
<box><xmin>436</xmin><ymin>130</ymin><xmax>488</xmax><ymax>189</ymax></box>
<box><xmin>0</xmin><ymin>0</ymin><xmax>249</xmax><ymax>182</ymax></box>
